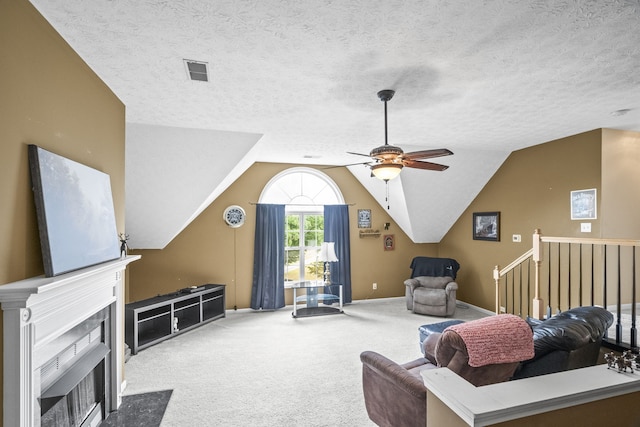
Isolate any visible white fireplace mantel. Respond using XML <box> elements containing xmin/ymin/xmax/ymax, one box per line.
<box><xmin>0</xmin><ymin>255</ymin><xmax>140</xmax><ymax>427</ymax></box>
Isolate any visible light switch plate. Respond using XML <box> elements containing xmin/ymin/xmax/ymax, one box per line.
<box><xmin>581</xmin><ymin>223</ymin><xmax>591</xmax><ymax>232</ymax></box>
<box><xmin>512</xmin><ymin>234</ymin><xmax>522</xmax><ymax>242</ymax></box>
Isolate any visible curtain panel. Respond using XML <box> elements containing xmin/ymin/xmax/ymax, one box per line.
<box><xmin>251</xmin><ymin>204</ymin><xmax>285</xmax><ymax>310</ymax></box>
<box><xmin>324</xmin><ymin>204</ymin><xmax>352</xmax><ymax>303</ymax></box>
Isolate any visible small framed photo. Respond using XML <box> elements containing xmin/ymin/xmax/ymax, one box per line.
<box><xmin>473</xmin><ymin>212</ymin><xmax>500</xmax><ymax>241</ymax></box>
<box><xmin>358</xmin><ymin>209</ymin><xmax>372</xmax><ymax>228</ymax></box>
<box><xmin>383</xmin><ymin>234</ymin><xmax>395</xmax><ymax>251</ymax></box>
<box><xmin>570</xmin><ymin>189</ymin><xmax>597</xmax><ymax>220</ymax></box>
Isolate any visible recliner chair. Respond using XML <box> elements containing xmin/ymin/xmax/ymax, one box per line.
<box><xmin>360</xmin><ymin>314</ymin><xmax>533</xmax><ymax>427</ymax></box>
<box><xmin>404</xmin><ymin>276</ymin><xmax>458</xmax><ymax>316</ymax></box>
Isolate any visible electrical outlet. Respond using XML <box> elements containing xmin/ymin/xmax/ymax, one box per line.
<box><xmin>500</xmin><ymin>306</ymin><xmax>506</xmax><ymax>313</ymax></box>
<box><xmin>372</xmin><ymin>282</ymin><xmax>377</xmax><ymax>290</ymax></box>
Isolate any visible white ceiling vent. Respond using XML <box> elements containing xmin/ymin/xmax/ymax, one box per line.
<box><xmin>184</xmin><ymin>60</ymin><xmax>208</xmax><ymax>82</ymax></box>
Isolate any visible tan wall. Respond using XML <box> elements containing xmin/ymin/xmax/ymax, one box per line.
<box><xmin>601</xmin><ymin>129</ymin><xmax>640</xmax><ymax>239</ymax></box>
<box><xmin>128</xmin><ymin>162</ymin><xmax>438</xmax><ymax>306</ymax></box>
<box><xmin>492</xmin><ymin>390</ymin><xmax>640</xmax><ymax>426</ymax></box>
<box><xmin>427</xmin><ymin>390</ymin><xmax>640</xmax><ymax>426</ymax></box>
<box><xmin>0</xmin><ymin>1</ymin><xmax>126</xmax><ymax>424</ymax></box>
<box><xmin>439</xmin><ymin>130</ymin><xmax>602</xmax><ymax>311</ymax></box>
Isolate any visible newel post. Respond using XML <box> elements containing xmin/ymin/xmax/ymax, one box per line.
<box><xmin>532</xmin><ymin>229</ymin><xmax>544</xmax><ymax>319</ymax></box>
<box><xmin>493</xmin><ymin>265</ymin><xmax>501</xmax><ymax>314</ymax></box>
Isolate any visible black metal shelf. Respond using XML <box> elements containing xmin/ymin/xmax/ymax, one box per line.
<box><xmin>125</xmin><ymin>284</ymin><xmax>225</xmax><ymax>354</ymax></box>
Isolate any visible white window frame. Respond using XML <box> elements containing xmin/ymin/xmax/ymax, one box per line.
<box><xmin>259</xmin><ymin>168</ymin><xmax>344</xmax><ymax>283</ymax></box>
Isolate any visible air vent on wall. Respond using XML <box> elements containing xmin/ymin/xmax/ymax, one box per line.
<box><xmin>184</xmin><ymin>59</ymin><xmax>209</xmax><ymax>82</ymax></box>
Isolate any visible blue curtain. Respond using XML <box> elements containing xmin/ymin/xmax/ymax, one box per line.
<box><xmin>251</xmin><ymin>204</ymin><xmax>285</xmax><ymax>310</ymax></box>
<box><xmin>324</xmin><ymin>204</ymin><xmax>352</xmax><ymax>303</ymax></box>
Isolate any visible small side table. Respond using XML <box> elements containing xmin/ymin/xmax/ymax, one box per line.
<box><xmin>285</xmin><ymin>281</ymin><xmax>343</xmax><ymax>318</ymax></box>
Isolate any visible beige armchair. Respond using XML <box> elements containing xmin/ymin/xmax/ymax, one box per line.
<box><xmin>404</xmin><ymin>276</ymin><xmax>457</xmax><ymax>316</ymax></box>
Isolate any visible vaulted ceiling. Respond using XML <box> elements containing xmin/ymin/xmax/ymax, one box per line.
<box><xmin>30</xmin><ymin>1</ymin><xmax>640</xmax><ymax>249</ymax></box>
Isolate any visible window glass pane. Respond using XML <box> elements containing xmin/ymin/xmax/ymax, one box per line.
<box><xmin>305</xmin><ymin>247</ymin><xmax>324</xmax><ymax>279</ymax></box>
<box><xmin>285</xmin><ymin>214</ymin><xmax>301</xmax><ymax>282</ymax></box>
<box><xmin>283</xmin><ymin>213</ymin><xmax>325</xmax><ymax>282</ymax></box>
<box><xmin>262</xmin><ymin>168</ymin><xmax>344</xmax><ymax>206</ymax></box>
<box><xmin>286</xmin><ymin>215</ymin><xmax>300</xmax><ymax>230</ymax></box>
<box><xmin>302</xmin><ymin>214</ymin><xmax>324</xmax><ymax>281</ymax></box>
<box><xmin>304</xmin><ymin>215</ymin><xmax>324</xmax><ymax>248</ymax></box>
<box><xmin>285</xmin><ymin>215</ymin><xmax>300</xmax><ymax>248</ymax></box>
<box><xmin>284</xmin><ymin>249</ymin><xmax>299</xmax><ymax>282</ymax></box>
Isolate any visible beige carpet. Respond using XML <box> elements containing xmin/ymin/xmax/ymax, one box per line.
<box><xmin>122</xmin><ymin>297</ymin><xmax>487</xmax><ymax>426</ymax></box>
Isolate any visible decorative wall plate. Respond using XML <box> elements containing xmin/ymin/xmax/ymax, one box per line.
<box><xmin>223</xmin><ymin>205</ymin><xmax>246</xmax><ymax>228</ymax></box>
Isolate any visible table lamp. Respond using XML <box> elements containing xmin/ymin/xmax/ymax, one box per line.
<box><xmin>319</xmin><ymin>242</ymin><xmax>338</xmax><ymax>285</ymax></box>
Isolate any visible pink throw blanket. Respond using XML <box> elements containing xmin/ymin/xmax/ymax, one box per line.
<box><xmin>446</xmin><ymin>314</ymin><xmax>534</xmax><ymax>367</ymax></box>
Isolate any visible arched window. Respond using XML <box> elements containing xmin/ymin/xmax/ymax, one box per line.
<box><xmin>260</xmin><ymin>168</ymin><xmax>344</xmax><ymax>282</ymax></box>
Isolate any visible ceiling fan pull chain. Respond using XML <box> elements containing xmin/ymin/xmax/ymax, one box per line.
<box><xmin>386</xmin><ymin>180</ymin><xmax>390</xmax><ymax>209</ymax></box>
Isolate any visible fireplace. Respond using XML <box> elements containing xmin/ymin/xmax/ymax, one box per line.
<box><xmin>41</xmin><ymin>368</ymin><xmax>102</xmax><ymax>427</ymax></box>
<box><xmin>39</xmin><ymin>308</ymin><xmax>110</xmax><ymax>427</ymax></box>
<box><xmin>0</xmin><ymin>256</ymin><xmax>139</xmax><ymax>427</ymax></box>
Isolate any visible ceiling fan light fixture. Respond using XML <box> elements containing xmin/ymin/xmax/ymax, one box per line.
<box><xmin>371</xmin><ymin>163</ymin><xmax>403</xmax><ymax>181</ymax></box>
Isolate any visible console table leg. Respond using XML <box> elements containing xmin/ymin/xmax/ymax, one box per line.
<box><xmin>292</xmin><ymin>288</ymin><xmax>298</xmax><ymax>317</ymax></box>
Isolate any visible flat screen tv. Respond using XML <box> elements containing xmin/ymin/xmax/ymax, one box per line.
<box><xmin>28</xmin><ymin>145</ymin><xmax>121</xmax><ymax>277</ymax></box>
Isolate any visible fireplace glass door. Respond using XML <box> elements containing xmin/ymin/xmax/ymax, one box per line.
<box><xmin>41</xmin><ymin>366</ymin><xmax>104</xmax><ymax>427</ymax></box>
<box><xmin>38</xmin><ymin>307</ymin><xmax>111</xmax><ymax>427</ymax></box>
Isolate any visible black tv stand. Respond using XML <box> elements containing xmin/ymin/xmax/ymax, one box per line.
<box><xmin>125</xmin><ymin>284</ymin><xmax>225</xmax><ymax>354</ymax></box>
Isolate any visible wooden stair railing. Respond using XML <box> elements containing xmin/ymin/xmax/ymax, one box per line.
<box><xmin>494</xmin><ymin>229</ymin><xmax>640</xmax><ymax>349</ymax></box>
<box><xmin>493</xmin><ymin>248</ymin><xmax>533</xmax><ymax>314</ymax></box>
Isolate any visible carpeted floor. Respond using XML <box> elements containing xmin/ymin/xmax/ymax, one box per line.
<box><xmin>122</xmin><ymin>297</ymin><xmax>488</xmax><ymax>426</ymax></box>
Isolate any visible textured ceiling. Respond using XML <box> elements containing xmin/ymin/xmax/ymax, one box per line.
<box><xmin>30</xmin><ymin>0</ymin><xmax>640</xmax><ymax>248</ymax></box>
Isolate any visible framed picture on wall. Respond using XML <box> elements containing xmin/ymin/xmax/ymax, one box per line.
<box><xmin>473</xmin><ymin>212</ymin><xmax>500</xmax><ymax>241</ymax></box>
<box><xmin>358</xmin><ymin>209</ymin><xmax>372</xmax><ymax>228</ymax></box>
<box><xmin>570</xmin><ymin>188</ymin><xmax>597</xmax><ymax>220</ymax></box>
<box><xmin>383</xmin><ymin>234</ymin><xmax>395</xmax><ymax>251</ymax></box>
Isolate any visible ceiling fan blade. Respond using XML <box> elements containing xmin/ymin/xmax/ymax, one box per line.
<box><xmin>402</xmin><ymin>148</ymin><xmax>453</xmax><ymax>160</ymax></box>
<box><xmin>323</xmin><ymin>161</ymin><xmax>372</xmax><ymax>169</ymax></box>
<box><xmin>403</xmin><ymin>159</ymin><xmax>449</xmax><ymax>171</ymax></box>
<box><xmin>346</xmin><ymin>151</ymin><xmax>373</xmax><ymax>158</ymax></box>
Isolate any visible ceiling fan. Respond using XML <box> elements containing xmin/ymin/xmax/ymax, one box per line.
<box><xmin>348</xmin><ymin>89</ymin><xmax>453</xmax><ymax>181</ymax></box>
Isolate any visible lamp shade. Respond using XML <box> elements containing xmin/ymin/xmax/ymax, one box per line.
<box><xmin>371</xmin><ymin>163</ymin><xmax>402</xmax><ymax>181</ymax></box>
<box><xmin>319</xmin><ymin>242</ymin><xmax>338</xmax><ymax>262</ymax></box>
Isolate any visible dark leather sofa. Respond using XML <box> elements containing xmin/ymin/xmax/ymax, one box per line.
<box><xmin>360</xmin><ymin>306</ymin><xmax>614</xmax><ymax>427</ymax></box>
<box><xmin>513</xmin><ymin>305</ymin><xmax>614</xmax><ymax>379</ymax></box>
